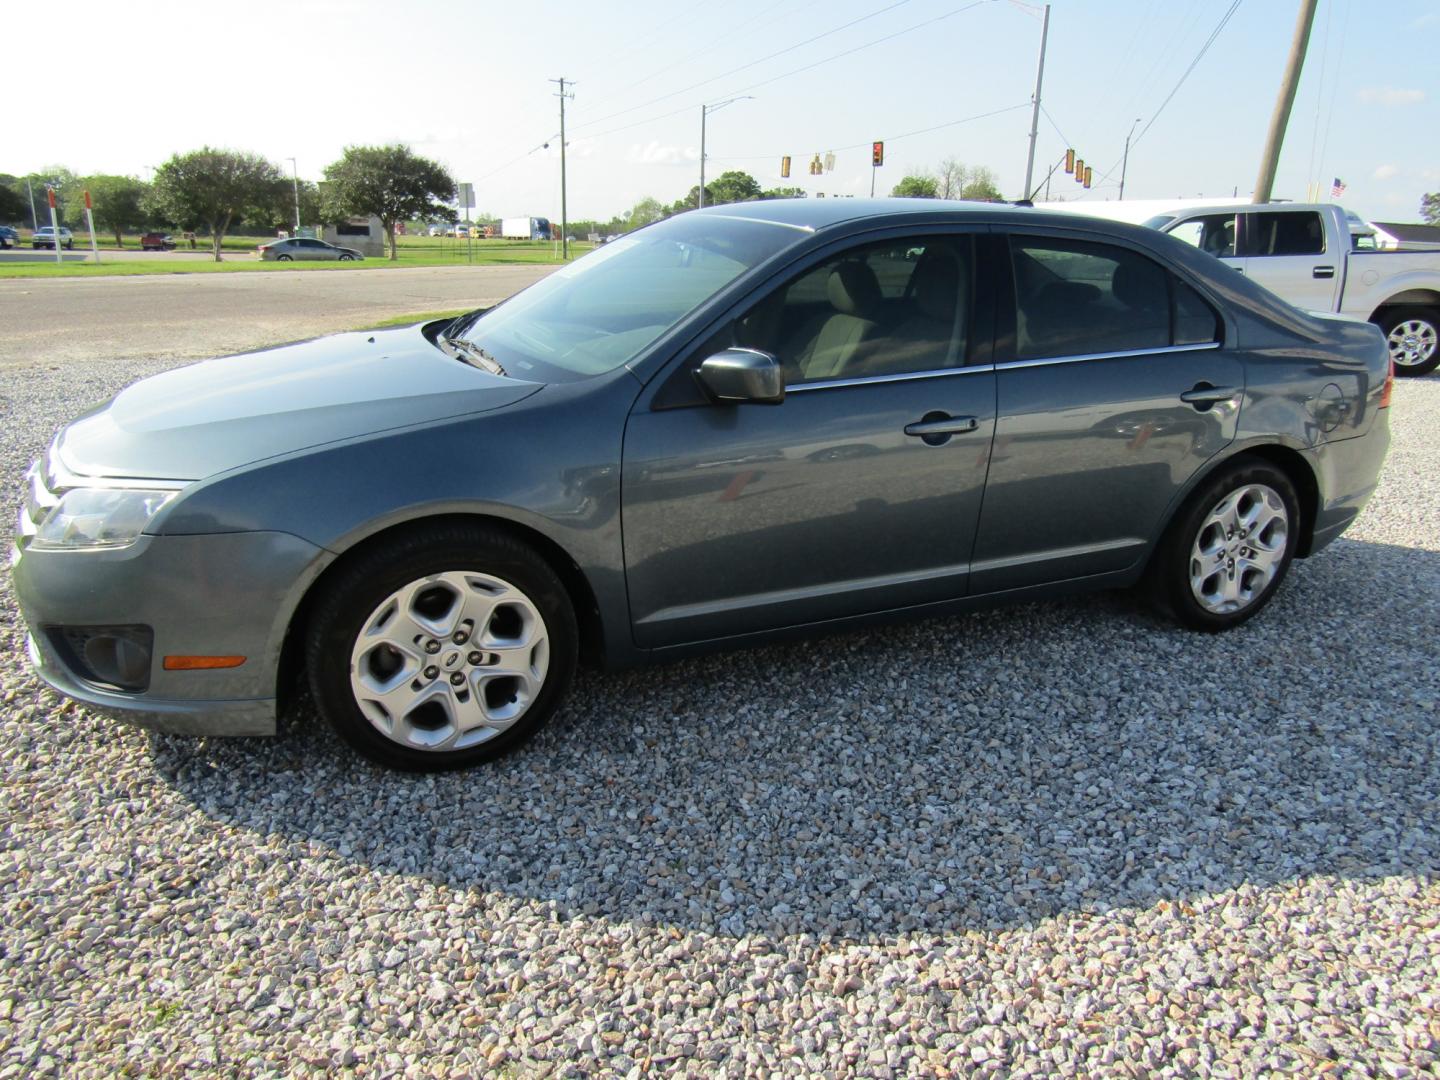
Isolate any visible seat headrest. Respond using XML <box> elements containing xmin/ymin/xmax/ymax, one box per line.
<box><xmin>1112</xmin><ymin>261</ymin><xmax>1163</xmax><ymax>309</ymax></box>
<box><xmin>827</xmin><ymin>261</ymin><xmax>882</xmax><ymax>319</ymax></box>
<box><xmin>910</xmin><ymin>252</ymin><xmax>963</xmax><ymax>322</ymax></box>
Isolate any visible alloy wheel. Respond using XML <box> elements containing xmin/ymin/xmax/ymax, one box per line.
<box><xmin>1188</xmin><ymin>483</ymin><xmax>1289</xmax><ymax>615</ymax></box>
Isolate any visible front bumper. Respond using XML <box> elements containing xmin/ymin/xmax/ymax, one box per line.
<box><xmin>12</xmin><ymin>529</ymin><xmax>330</xmax><ymax>737</ymax></box>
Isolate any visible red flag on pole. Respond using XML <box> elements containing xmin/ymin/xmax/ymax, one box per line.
<box><xmin>46</xmin><ymin>188</ymin><xmax>56</xmax><ymax>208</ymax></box>
<box><xmin>84</xmin><ymin>190</ymin><xmax>93</xmax><ymax>210</ymax></box>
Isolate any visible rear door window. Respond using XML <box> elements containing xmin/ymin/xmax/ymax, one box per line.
<box><xmin>1246</xmin><ymin>211</ymin><xmax>1325</xmax><ymax>256</ymax></box>
<box><xmin>1009</xmin><ymin>236</ymin><xmax>1221</xmax><ymax>358</ymax></box>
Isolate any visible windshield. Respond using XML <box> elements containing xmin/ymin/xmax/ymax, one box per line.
<box><xmin>455</xmin><ymin>213</ymin><xmax>803</xmax><ymax>381</ymax></box>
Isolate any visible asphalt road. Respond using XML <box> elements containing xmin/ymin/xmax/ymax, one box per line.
<box><xmin>0</xmin><ymin>264</ymin><xmax>555</xmax><ymax>369</ymax></box>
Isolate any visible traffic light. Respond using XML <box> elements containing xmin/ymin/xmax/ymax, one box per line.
<box><xmin>780</xmin><ymin>156</ymin><xmax>791</xmax><ymax>178</ymax></box>
<box><xmin>1083</xmin><ymin>165</ymin><xmax>1093</xmax><ymax>189</ymax></box>
<box><xmin>809</xmin><ymin>154</ymin><xmax>823</xmax><ymax>175</ymax></box>
<box><xmin>1064</xmin><ymin>148</ymin><xmax>1075</xmax><ymax>174</ymax></box>
<box><xmin>871</xmin><ymin>141</ymin><xmax>884</xmax><ymax>167</ymax></box>
<box><xmin>1074</xmin><ymin>158</ymin><xmax>1084</xmax><ymax>184</ymax></box>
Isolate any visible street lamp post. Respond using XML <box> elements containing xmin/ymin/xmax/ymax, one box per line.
<box><xmin>699</xmin><ymin>97</ymin><xmax>754</xmax><ymax>209</ymax></box>
<box><xmin>1118</xmin><ymin>118</ymin><xmax>1142</xmax><ymax>201</ymax></box>
<box><xmin>286</xmin><ymin>157</ymin><xmax>301</xmax><ymax>233</ymax></box>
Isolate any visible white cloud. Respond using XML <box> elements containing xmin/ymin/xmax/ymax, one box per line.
<box><xmin>1372</xmin><ymin>163</ymin><xmax>1400</xmax><ymax>181</ymax></box>
<box><xmin>626</xmin><ymin>141</ymin><xmax>699</xmax><ymax>166</ymax></box>
<box><xmin>1358</xmin><ymin>87</ymin><xmax>1426</xmax><ymax>106</ymax></box>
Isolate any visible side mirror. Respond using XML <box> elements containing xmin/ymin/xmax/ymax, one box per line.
<box><xmin>696</xmin><ymin>348</ymin><xmax>785</xmax><ymax>405</ymax></box>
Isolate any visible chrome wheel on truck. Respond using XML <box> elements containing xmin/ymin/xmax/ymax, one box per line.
<box><xmin>1380</xmin><ymin>307</ymin><xmax>1440</xmax><ymax>376</ymax></box>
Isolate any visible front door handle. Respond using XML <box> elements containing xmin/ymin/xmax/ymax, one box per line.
<box><xmin>905</xmin><ymin>413</ymin><xmax>979</xmax><ymax>446</ymax></box>
<box><xmin>1179</xmin><ymin>384</ymin><xmax>1239</xmax><ymax>409</ymax></box>
<box><xmin>1313</xmin><ymin>265</ymin><xmax>1336</xmax><ymax>279</ymax></box>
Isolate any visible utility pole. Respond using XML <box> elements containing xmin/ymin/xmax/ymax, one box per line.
<box><xmin>26</xmin><ymin>178</ymin><xmax>38</xmax><ymax>232</ymax></box>
<box><xmin>1021</xmin><ymin>3</ymin><xmax>1051</xmax><ymax>202</ymax></box>
<box><xmin>551</xmin><ymin>77</ymin><xmax>574</xmax><ymax>259</ymax></box>
<box><xmin>1253</xmin><ymin>0</ymin><xmax>1319</xmax><ymax>204</ymax></box>
<box><xmin>286</xmin><ymin>157</ymin><xmax>301</xmax><ymax>232</ymax></box>
<box><xmin>1118</xmin><ymin>117</ymin><xmax>1142</xmax><ymax>200</ymax></box>
<box><xmin>699</xmin><ymin>97</ymin><xmax>754</xmax><ymax>210</ymax></box>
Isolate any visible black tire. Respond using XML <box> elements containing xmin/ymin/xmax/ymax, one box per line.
<box><xmin>276</xmin><ymin>254</ymin><xmax>292</xmax><ymax>262</ymax></box>
<box><xmin>1376</xmin><ymin>305</ymin><xmax>1440</xmax><ymax>377</ymax></box>
<box><xmin>339</xmin><ymin>253</ymin><xmax>353</xmax><ymax>261</ymax></box>
<box><xmin>1149</xmin><ymin>457</ymin><xmax>1301</xmax><ymax>632</ymax></box>
<box><xmin>305</xmin><ymin>523</ymin><xmax>578</xmax><ymax>771</ymax></box>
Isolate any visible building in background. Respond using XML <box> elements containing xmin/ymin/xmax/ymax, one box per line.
<box><xmin>1370</xmin><ymin>222</ymin><xmax>1440</xmax><ymax>251</ymax></box>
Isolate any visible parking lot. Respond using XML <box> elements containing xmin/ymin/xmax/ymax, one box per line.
<box><xmin>0</xmin><ymin>278</ymin><xmax>1437</xmax><ymax>1076</ymax></box>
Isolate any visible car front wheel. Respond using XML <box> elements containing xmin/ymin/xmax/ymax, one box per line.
<box><xmin>339</xmin><ymin>253</ymin><xmax>353</xmax><ymax>261</ymax></box>
<box><xmin>306</xmin><ymin>523</ymin><xmax>578</xmax><ymax>771</ymax></box>
<box><xmin>1379</xmin><ymin>306</ymin><xmax>1439</xmax><ymax>376</ymax></box>
<box><xmin>276</xmin><ymin>254</ymin><xmax>292</xmax><ymax>261</ymax></box>
<box><xmin>1151</xmin><ymin>458</ymin><xmax>1300</xmax><ymax>632</ymax></box>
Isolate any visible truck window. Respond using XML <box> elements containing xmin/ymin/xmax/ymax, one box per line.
<box><xmin>1247</xmin><ymin>212</ymin><xmax>1324</xmax><ymax>257</ymax></box>
<box><xmin>1168</xmin><ymin>214</ymin><xmax>1236</xmax><ymax>258</ymax></box>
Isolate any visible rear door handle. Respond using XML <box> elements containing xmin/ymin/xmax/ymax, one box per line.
<box><xmin>1313</xmin><ymin>265</ymin><xmax>1336</xmax><ymax>279</ymax></box>
<box><xmin>905</xmin><ymin>415</ymin><xmax>979</xmax><ymax>437</ymax></box>
<box><xmin>1179</xmin><ymin>385</ymin><xmax>1239</xmax><ymax>408</ymax></box>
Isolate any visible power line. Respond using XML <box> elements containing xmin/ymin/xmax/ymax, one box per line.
<box><xmin>576</xmin><ymin>0</ymin><xmax>998</xmax><ymax>143</ymax></box>
<box><xmin>568</xmin><ymin>0</ymin><xmax>918</xmax><ymax>133</ymax></box>
<box><xmin>706</xmin><ymin>100</ymin><xmax>1032</xmax><ymax>162</ymax></box>
<box><xmin>1081</xmin><ymin>0</ymin><xmax>1243</xmax><ymax>197</ymax></box>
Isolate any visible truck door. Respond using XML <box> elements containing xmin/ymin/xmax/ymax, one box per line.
<box><xmin>1238</xmin><ymin>209</ymin><xmax>1342</xmax><ymax>312</ymax></box>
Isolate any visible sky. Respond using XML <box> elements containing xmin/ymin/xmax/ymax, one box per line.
<box><xmin>9</xmin><ymin>0</ymin><xmax>1439</xmax><ymax>225</ymax></box>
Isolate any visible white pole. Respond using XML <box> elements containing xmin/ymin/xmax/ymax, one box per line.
<box><xmin>85</xmin><ymin>207</ymin><xmax>100</xmax><ymax>263</ymax></box>
<box><xmin>47</xmin><ymin>190</ymin><xmax>62</xmax><ymax>265</ymax></box>
<box><xmin>699</xmin><ymin>105</ymin><xmax>707</xmax><ymax>209</ymax></box>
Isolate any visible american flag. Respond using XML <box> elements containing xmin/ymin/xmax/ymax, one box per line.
<box><xmin>1330</xmin><ymin>177</ymin><xmax>1347</xmax><ymax>198</ymax></box>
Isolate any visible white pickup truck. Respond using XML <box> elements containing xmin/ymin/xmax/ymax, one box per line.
<box><xmin>1145</xmin><ymin>202</ymin><xmax>1440</xmax><ymax>376</ymax></box>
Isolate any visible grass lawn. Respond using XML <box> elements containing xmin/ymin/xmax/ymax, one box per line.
<box><xmin>0</xmin><ymin>236</ymin><xmax>594</xmax><ymax>279</ymax></box>
<box><xmin>356</xmin><ymin>309</ymin><xmax>469</xmax><ymax>330</ymax></box>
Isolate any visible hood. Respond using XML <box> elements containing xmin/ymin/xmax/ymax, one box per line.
<box><xmin>58</xmin><ymin>324</ymin><xmax>541</xmax><ymax>481</ymax></box>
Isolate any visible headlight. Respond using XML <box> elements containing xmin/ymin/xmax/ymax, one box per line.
<box><xmin>29</xmin><ymin>488</ymin><xmax>178</xmax><ymax>551</ymax></box>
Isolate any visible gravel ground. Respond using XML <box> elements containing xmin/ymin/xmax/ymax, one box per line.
<box><xmin>1</xmin><ymin>352</ymin><xmax>1437</xmax><ymax>1078</ymax></box>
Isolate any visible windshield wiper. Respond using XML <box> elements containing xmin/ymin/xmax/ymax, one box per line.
<box><xmin>441</xmin><ymin>334</ymin><xmax>507</xmax><ymax>376</ymax></box>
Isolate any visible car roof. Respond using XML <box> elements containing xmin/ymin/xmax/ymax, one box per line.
<box><xmin>695</xmin><ymin>197</ymin><xmax>1174</xmax><ymax>245</ymax></box>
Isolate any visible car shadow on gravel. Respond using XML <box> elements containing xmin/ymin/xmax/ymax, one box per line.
<box><xmin>150</xmin><ymin>537</ymin><xmax>1439</xmax><ymax>940</ymax></box>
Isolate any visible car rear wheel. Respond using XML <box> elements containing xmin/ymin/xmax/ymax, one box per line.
<box><xmin>1150</xmin><ymin>458</ymin><xmax>1300</xmax><ymax>632</ymax></box>
<box><xmin>306</xmin><ymin>523</ymin><xmax>578</xmax><ymax>771</ymax></box>
<box><xmin>1378</xmin><ymin>306</ymin><xmax>1439</xmax><ymax>376</ymax></box>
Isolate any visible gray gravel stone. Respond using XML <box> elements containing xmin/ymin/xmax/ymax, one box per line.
<box><xmin>0</xmin><ymin>350</ymin><xmax>1437</xmax><ymax>1077</ymax></box>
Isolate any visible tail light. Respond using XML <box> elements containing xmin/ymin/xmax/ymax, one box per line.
<box><xmin>1379</xmin><ymin>359</ymin><xmax>1394</xmax><ymax>408</ymax></box>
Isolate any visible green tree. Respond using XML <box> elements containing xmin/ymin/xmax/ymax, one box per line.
<box><xmin>760</xmin><ymin>186</ymin><xmax>806</xmax><ymax>199</ymax></box>
<box><xmin>669</xmin><ymin>170</ymin><xmax>764</xmax><ymax>214</ymax></box>
<box><xmin>321</xmin><ymin>144</ymin><xmax>455</xmax><ymax>260</ymax></box>
<box><xmin>0</xmin><ymin>180</ymin><xmax>26</xmax><ymax>225</ymax></box>
<box><xmin>623</xmin><ymin>196</ymin><xmax>666</xmax><ymax>232</ymax></box>
<box><xmin>80</xmin><ymin>175</ymin><xmax>149</xmax><ymax>247</ymax></box>
<box><xmin>932</xmin><ymin>159</ymin><xmax>1003</xmax><ymax>202</ymax></box>
<box><xmin>1423</xmin><ymin>192</ymin><xmax>1439</xmax><ymax>226</ymax></box>
<box><xmin>246</xmin><ymin>177</ymin><xmax>325</xmax><ymax>235</ymax></box>
<box><xmin>145</xmin><ymin>148</ymin><xmax>283</xmax><ymax>261</ymax></box>
<box><xmin>891</xmin><ymin>174</ymin><xmax>939</xmax><ymax>198</ymax></box>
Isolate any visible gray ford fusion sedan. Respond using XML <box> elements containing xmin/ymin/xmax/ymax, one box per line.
<box><xmin>13</xmin><ymin>200</ymin><xmax>1391</xmax><ymax>770</ymax></box>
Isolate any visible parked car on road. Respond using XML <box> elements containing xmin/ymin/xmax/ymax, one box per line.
<box><xmin>427</xmin><ymin>225</ymin><xmax>445</xmax><ymax>237</ymax></box>
<box><xmin>139</xmin><ymin>233</ymin><xmax>177</xmax><ymax>251</ymax></box>
<box><xmin>0</xmin><ymin>225</ymin><xmax>18</xmax><ymax>249</ymax></box>
<box><xmin>257</xmin><ymin>237</ymin><xmax>364</xmax><ymax>262</ymax></box>
<box><xmin>1147</xmin><ymin>202</ymin><xmax>1440</xmax><ymax>375</ymax></box>
<box><xmin>14</xmin><ymin>200</ymin><xmax>1391</xmax><ymax>770</ymax></box>
<box><xmin>31</xmin><ymin>226</ymin><xmax>74</xmax><ymax>250</ymax></box>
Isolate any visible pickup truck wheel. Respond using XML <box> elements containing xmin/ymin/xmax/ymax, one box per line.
<box><xmin>1379</xmin><ymin>306</ymin><xmax>1439</xmax><ymax>376</ymax></box>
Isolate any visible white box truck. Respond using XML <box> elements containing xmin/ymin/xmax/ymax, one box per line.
<box><xmin>501</xmin><ymin>217</ymin><xmax>552</xmax><ymax>240</ymax></box>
